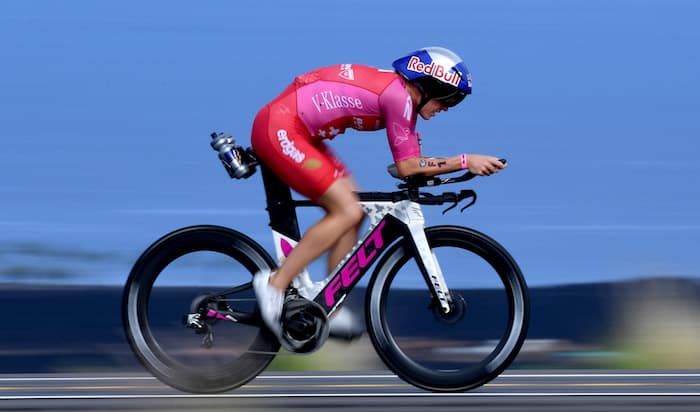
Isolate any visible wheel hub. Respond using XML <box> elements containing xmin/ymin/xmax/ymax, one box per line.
<box><xmin>430</xmin><ymin>292</ymin><xmax>466</xmax><ymax>324</ymax></box>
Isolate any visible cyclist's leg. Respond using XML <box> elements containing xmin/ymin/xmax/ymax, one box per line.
<box><xmin>322</xmin><ymin>175</ymin><xmax>365</xmax><ymax>337</ymax></box>
<box><xmin>270</xmin><ymin>177</ymin><xmax>363</xmax><ymax>289</ymax></box>
<box><xmin>327</xmin><ymin>201</ymin><xmax>362</xmax><ymax>274</ymax></box>
<box><xmin>253</xmin><ymin>179</ymin><xmax>362</xmax><ymax>343</ymax></box>
<box><xmin>250</xmin><ymin>100</ymin><xmax>362</xmax><ymax>341</ymax></box>
<box><xmin>310</xmin><ymin>143</ymin><xmax>364</xmax><ymax>276</ymax></box>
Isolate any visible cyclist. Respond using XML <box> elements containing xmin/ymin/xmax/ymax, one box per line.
<box><xmin>251</xmin><ymin>46</ymin><xmax>506</xmax><ymax>349</ymax></box>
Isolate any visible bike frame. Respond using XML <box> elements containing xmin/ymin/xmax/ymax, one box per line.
<box><xmin>260</xmin><ymin>165</ymin><xmax>454</xmax><ymax>315</ymax></box>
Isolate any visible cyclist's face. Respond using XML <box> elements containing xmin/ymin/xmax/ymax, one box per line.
<box><xmin>419</xmin><ymin>99</ymin><xmax>449</xmax><ymax>120</ymax></box>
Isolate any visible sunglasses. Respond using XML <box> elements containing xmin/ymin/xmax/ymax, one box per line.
<box><xmin>434</xmin><ymin>90</ymin><xmax>468</xmax><ymax>108</ymax></box>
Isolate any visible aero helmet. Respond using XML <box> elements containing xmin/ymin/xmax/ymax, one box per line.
<box><xmin>392</xmin><ymin>46</ymin><xmax>472</xmax><ymax>111</ymax></box>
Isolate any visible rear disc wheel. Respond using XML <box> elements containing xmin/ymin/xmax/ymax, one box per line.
<box><xmin>122</xmin><ymin>225</ymin><xmax>279</xmax><ymax>393</ymax></box>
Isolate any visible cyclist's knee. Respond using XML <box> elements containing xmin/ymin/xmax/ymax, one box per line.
<box><xmin>347</xmin><ymin>203</ymin><xmax>364</xmax><ymax>225</ymax></box>
<box><xmin>331</xmin><ymin>202</ymin><xmax>363</xmax><ymax>228</ymax></box>
<box><xmin>319</xmin><ymin>179</ymin><xmax>361</xmax><ymax>219</ymax></box>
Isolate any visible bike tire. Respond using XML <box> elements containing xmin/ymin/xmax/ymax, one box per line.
<box><xmin>365</xmin><ymin>225</ymin><xmax>529</xmax><ymax>392</ymax></box>
<box><xmin>122</xmin><ymin>225</ymin><xmax>280</xmax><ymax>393</ymax></box>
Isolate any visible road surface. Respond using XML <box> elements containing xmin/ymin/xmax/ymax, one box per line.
<box><xmin>1</xmin><ymin>370</ymin><xmax>699</xmax><ymax>411</ymax></box>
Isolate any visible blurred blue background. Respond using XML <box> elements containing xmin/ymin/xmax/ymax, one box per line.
<box><xmin>1</xmin><ymin>0</ymin><xmax>699</xmax><ymax>287</ymax></box>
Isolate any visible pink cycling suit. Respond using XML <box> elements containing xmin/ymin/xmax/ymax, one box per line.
<box><xmin>251</xmin><ymin>64</ymin><xmax>420</xmax><ymax>201</ymax></box>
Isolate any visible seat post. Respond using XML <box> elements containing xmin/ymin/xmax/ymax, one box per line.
<box><xmin>259</xmin><ymin>163</ymin><xmax>302</xmax><ymax>241</ymax></box>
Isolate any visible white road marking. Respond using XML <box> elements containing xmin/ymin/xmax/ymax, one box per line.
<box><xmin>0</xmin><ymin>376</ymin><xmax>155</xmax><ymax>382</ymax></box>
<box><xmin>2</xmin><ymin>372</ymin><xmax>700</xmax><ymax>400</ymax></box>
<box><xmin>2</xmin><ymin>392</ymin><xmax>700</xmax><ymax>400</ymax></box>
<box><xmin>502</xmin><ymin>373</ymin><xmax>700</xmax><ymax>378</ymax></box>
<box><xmin>2</xmin><ymin>372</ymin><xmax>700</xmax><ymax>382</ymax></box>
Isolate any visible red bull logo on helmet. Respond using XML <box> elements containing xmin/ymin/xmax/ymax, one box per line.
<box><xmin>407</xmin><ymin>56</ymin><xmax>462</xmax><ymax>86</ymax></box>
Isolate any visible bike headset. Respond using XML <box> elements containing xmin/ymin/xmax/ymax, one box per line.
<box><xmin>392</xmin><ymin>46</ymin><xmax>472</xmax><ymax>113</ymax></box>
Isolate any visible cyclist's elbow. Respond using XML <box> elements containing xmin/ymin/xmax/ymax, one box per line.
<box><xmin>394</xmin><ymin>158</ymin><xmax>420</xmax><ymax>178</ymax></box>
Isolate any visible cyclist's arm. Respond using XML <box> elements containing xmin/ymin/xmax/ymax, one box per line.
<box><xmin>395</xmin><ymin>154</ymin><xmax>506</xmax><ymax>178</ymax></box>
<box><xmin>378</xmin><ymin>79</ymin><xmax>506</xmax><ymax>178</ymax></box>
<box><xmin>394</xmin><ymin>155</ymin><xmax>462</xmax><ymax>178</ymax></box>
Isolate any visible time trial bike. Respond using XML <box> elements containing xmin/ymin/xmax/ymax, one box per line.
<box><xmin>122</xmin><ymin>133</ymin><xmax>529</xmax><ymax>393</ymax></box>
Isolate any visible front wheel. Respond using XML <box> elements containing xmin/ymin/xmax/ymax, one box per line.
<box><xmin>366</xmin><ymin>225</ymin><xmax>529</xmax><ymax>392</ymax></box>
<box><xmin>122</xmin><ymin>225</ymin><xmax>279</xmax><ymax>393</ymax></box>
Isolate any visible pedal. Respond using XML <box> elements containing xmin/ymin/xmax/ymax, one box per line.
<box><xmin>328</xmin><ymin>307</ymin><xmax>365</xmax><ymax>340</ymax></box>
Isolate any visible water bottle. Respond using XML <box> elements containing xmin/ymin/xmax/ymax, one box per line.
<box><xmin>210</xmin><ymin>132</ymin><xmax>250</xmax><ymax>178</ymax></box>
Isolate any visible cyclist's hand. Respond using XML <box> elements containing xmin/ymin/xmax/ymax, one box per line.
<box><xmin>467</xmin><ymin>155</ymin><xmax>507</xmax><ymax>176</ymax></box>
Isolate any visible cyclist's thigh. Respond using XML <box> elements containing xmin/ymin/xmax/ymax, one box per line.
<box><xmin>251</xmin><ymin>105</ymin><xmax>345</xmax><ymax>201</ymax></box>
<box><xmin>314</xmin><ymin>140</ymin><xmax>350</xmax><ymax>181</ymax></box>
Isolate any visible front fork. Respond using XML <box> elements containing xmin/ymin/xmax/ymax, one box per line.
<box><xmin>403</xmin><ymin>205</ymin><xmax>454</xmax><ymax>314</ymax></box>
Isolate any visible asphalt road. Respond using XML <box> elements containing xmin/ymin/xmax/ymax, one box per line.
<box><xmin>1</xmin><ymin>370</ymin><xmax>699</xmax><ymax>411</ymax></box>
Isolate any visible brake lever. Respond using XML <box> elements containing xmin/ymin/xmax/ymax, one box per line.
<box><xmin>441</xmin><ymin>190</ymin><xmax>477</xmax><ymax>214</ymax></box>
<box><xmin>442</xmin><ymin>201</ymin><xmax>458</xmax><ymax>215</ymax></box>
<box><xmin>459</xmin><ymin>190</ymin><xmax>477</xmax><ymax>212</ymax></box>
<box><xmin>440</xmin><ymin>192</ymin><xmax>459</xmax><ymax>214</ymax></box>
